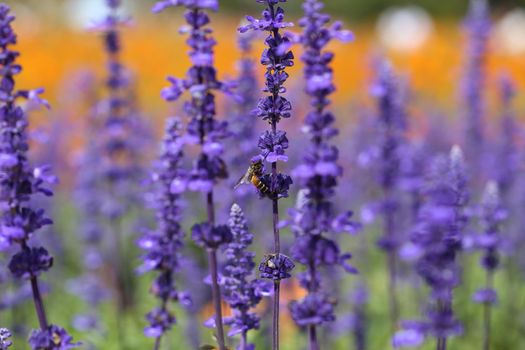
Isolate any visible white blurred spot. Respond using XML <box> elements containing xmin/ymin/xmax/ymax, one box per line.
<box><xmin>495</xmin><ymin>8</ymin><xmax>525</xmax><ymax>55</ymax></box>
<box><xmin>64</xmin><ymin>0</ymin><xmax>134</xmax><ymax>30</ymax></box>
<box><xmin>376</xmin><ymin>6</ymin><xmax>434</xmax><ymax>52</ymax></box>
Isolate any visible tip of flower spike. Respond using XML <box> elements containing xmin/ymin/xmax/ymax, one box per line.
<box><xmin>230</xmin><ymin>202</ymin><xmax>243</xmax><ymax>216</ymax></box>
<box><xmin>483</xmin><ymin>181</ymin><xmax>499</xmax><ymax>199</ymax></box>
<box><xmin>449</xmin><ymin>145</ymin><xmax>464</xmax><ymax>164</ymax></box>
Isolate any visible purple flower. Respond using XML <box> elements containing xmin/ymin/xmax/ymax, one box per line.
<box><xmin>93</xmin><ymin>0</ymin><xmax>149</xmax><ymax>223</ymax></box>
<box><xmin>240</xmin><ymin>1</ymin><xmax>295</xmax><ymax>348</ymax></box>
<box><xmin>226</xmin><ymin>31</ymin><xmax>260</xmax><ymax>203</ymax></box>
<box><xmin>0</xmin><ymin>5</ymin><xmax>76</xmax><ymax>347</ymax></box>
<box><xmin>462</xmin><ymin>0</ymin><xmax>491</xmax><ymax>168</ymax></box>
<box><xmin>8</xmin><ymin>247</ymin><xmax>53</xmax><ymax>279</ymax></box>
<box><xmin>0</xmin><ymin>328</ymin><xmax>12</xmax><ymax>349</ymax></box>
<box><xmin>476</xmin><ymin>182</ymin><xmax>504</xmax><ymax>270</ymax></box>
<box><xmin>155</xmin><ymin>1</ymin><xmax>232</xmax><ymax>348</ymax></box>
<box><xmin>289</xmin><ymin>293</ymin><xmax>336</xmax><ymax>327</ymax></box>
<box><xmin>288</xmin><ymin>0</ymin><xmax>358</xmax><ymax>334</ymax></box>
<box><xmin>144</xmin><ymin>308</ymin><xmax>177</xmax><ymax>338</ymax></box>
<box><xmin>139</xmin><ymin>118</ymin><xmax>187</xmax><ymax>339</ymax></box>
<box><xmin>88</xmin><ymin>0</ymin><xmax>152</xmax><ymax>313</ymax></box>
<box><xmin>0</xmin><ymin>6</ymin><xmax>54</xmax><ymax>248</ymax></box>
<box><xmin>28</xmin><ymin>325</ymin><xmax>80</xmax><ymax>350</ymax></box>
<box><xmin>258</xmin><ymin>130</ymin><xmax>289</xmax><ymax>163</ymax></box>
<box><xmin>192</xmin><ymin>223</ymin><xmax>232</xmax><ymax>250</ymax></box>
<box><xmin>392</xmin><ymin>329</ymin><xmax>424</xmax><ymax>348</ymax></box>
<box><xmin>471</xmin><ymin>182</ymin><xmax>504</xmax><ymax>309</ymax></box>
<box><xmin>238</xmin><ymin>0</ymin><xmax>294</xmax><ymax>199</ymax></box>
<box><xmin>402</xmin><ymin>146</ymin><xmax>468</xmax><ymax>345</ymax></box>
<box><xmin>152</xmin><ymin>0</ymin><xmax>218</xmax><ymax>13</ymax></box>
<box><xmin>371</xmin><ymin>61</ymin><xmax>407</xmax><ymax>252</ymax></box>
<box><xmin>492</xmin><ymin>75</ymin><xmax>518</xmax><ymax>200</ymax></box>
<box><xmin>472</xmin><ymin>288</ymin><xmax>498</xmax><ymax>304</ymax></box>
<box><xmin>222</xmin><ymin>204</ymin><xmax>267</xmax><ymax>346</ymax></box>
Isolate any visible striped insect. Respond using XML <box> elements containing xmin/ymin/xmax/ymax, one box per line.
<box><xmin>234</xmin><ymin>157</ymin><xmax>270</xmax><ymax>195</ymax></box>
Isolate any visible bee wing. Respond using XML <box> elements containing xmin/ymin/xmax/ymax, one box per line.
<box><xmin>234</xmin><ymin>169</ymin><xmax>252</xmax><ymax>189</ymax></box>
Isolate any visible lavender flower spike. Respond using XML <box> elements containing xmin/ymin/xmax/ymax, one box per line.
<box><xmin>372</xmin><ymin>60</ymin><xmax>407</xmax><ymax>326</ymax></box>
<box><xmin>223</xmin><ymin>204</ymin><xmax>269</xmax><ymax>350</ymax></box>
<box><xmin>239</xmin><ymin>1</ymin><xmax>295</xmax><ymax>349</ymax></box>
<box><xmin>92</xmin><ymin>0</ymin><xmax>149</xmax><ymax>312</ymax></box>
<box><xmin>138</xmin><ymin>118</ymin><xmax>189</xmax><ymax>349</ymax></box>
<box><xmin>395</xmin><ymin>146</ymin><xmax>468</xmax><ymax>350</ymax></box>
<box><xmin>288</xmin><ymin>1</ymin><xmax>357</xmax><ymax>349</ymax></box>
<box><xmin>462</xmin><ymin>0</ymin><xmax>491</xmax><ymax>173</ymax></box>
<box><xmin>0</xmin><ymin>4</ymin><xmax>78</xmax><ymax>349</ymax></box>
<box><xmin>473</xmin><ymin>182</ymin><xmax>505</xmax><ymax>350</ymax></box>
<box><xmin>154</xmin><ymin>1</ymin><xmax>232</xmax><ymax>349</ymax></box>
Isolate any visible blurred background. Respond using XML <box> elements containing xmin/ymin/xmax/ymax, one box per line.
<box><xmin>4</xmin><ymin>0</ymin><xmax>525</xmax><ymax>116</ymax></box>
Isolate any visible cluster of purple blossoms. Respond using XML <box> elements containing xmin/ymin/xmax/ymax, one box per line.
<box><xmin>0</xmin><ymin>328</ymin><xmax>11</xmax><ymax>349</ymax></box>
<box><xmin>138</xmin><ymin>118</ymin><xmax>190</xmax><ymax>346</ymax></box>
<box><xmin>0</xmin><ymin>4</ymin><xmax>77</xmax><ymax>349</ymax></box>
<box><xmin>395</xmin><ymin>146</ymin><xmax>468</xmax><ymax>348</ymax></box>
<box><xmin>153</xmin><ymin>1</ymin><xmax>232</xmax><ymax>348</ymax></box>
<box><xmin>239</xmin><ymin>0</ymin><xmax>294</xmax><ymax>202</ymax></box>
<box><xmin>471</xmin><ymin>182</ymin><xmax>505</xmax><ymax>305</ymax></box>
<box><xmin>223</xmin><ymin>204</ymin><xmax>270</xmax><ymax>349</ymax></box>
<box><xmin>462</xmin><ymin>0</ymin><xmax>491</xmax><ymax>170</ymax></box>
<box><xmin>29</xmin><ymin>325</ymin><xmax>80</xmax><ymax>350</ymax></box>
<box><xmin>155</xmin><ymin>0</ymin><xmax>230</xmax><ymax>195</ymax></box>
<box><xmin>287</xmin><ymin>0</ymin><xmax>358</xmax><ymax>344</ymax></box>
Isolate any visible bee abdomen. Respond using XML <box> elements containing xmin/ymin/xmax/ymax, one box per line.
<box><xmin>251</xmin><ymin>175</ymin><xmax>270</xmax><ymax>194</ymax></box>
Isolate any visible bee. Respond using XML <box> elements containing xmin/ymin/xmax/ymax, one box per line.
<box><xmin>234</xmin><ymin>158</ymin><xmax>270</xmax><ymax>194</ymax></box>
<box><xmin>263</xmin><ymin>253</ymin><xmax>277</xmax><ymax>268</ymax></box>
<box><xmin>260</xmin><ymin>253</ymin><xmax>295</xmax><ymax>271</ymax></box>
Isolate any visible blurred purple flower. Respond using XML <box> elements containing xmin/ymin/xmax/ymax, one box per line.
<box><xmin>28</xmin><ymin>325</ymin><xmax>80</xmax><ymax>350</ymax></box>
<box><xmin>289</xmin><ymin>293</ymin><xmax>335</xmax><ymax>327</ymax></box>
<box><xmin>401</xmin><ymin>146</ymin><xmax>468</xmax><ymax>346</ymax></box>
<box><xmin>462</xmin><ymin>0</ymin><xmax>491</xmax><ymax>171</ymax></box>
<box><xmin>288</xmin><ymin>1</ymin><xmax>357</xmax><ymax>342</ymax></box>
<box><xmin>138</xmin><ymin>118</ymin><xmax>188</xmax><ymax>341</ymax></box>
